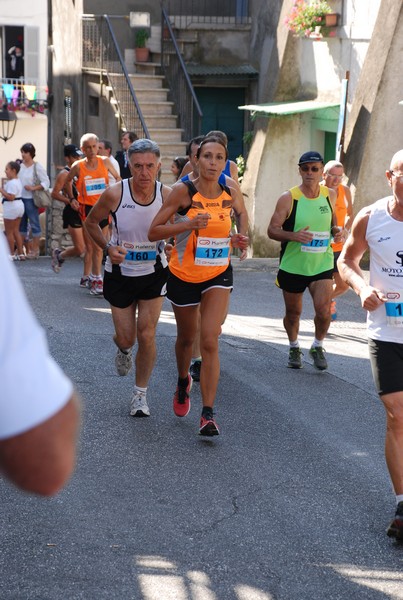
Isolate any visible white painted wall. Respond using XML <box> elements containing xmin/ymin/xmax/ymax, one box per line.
<box><xmin>299</xmin><ymin>0</ymin><xmax>382</xmax><ymax>104</ymax></box>
<box><xmin>1</xmin><ymin>0</ymin><xmax>48</xmax><ymax>87</ymax></box>
<box><xmin>0</xmin><ymin>0</ymin><xmax>48</xmax><ymax>172</ymax></box>
<box><xmin>0</xmin><ymin>113</ymin><xmax>48</xmax><ymax>168</ymax></box>
<box><xmin>244</xmin><ymin>0</ymin><xmax>384</xmax><ymax>251</ymax></box>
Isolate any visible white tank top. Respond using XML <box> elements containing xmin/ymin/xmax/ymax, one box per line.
<box><xmin>104</xmin><ymin>179</ymin><xmax>167</xmax><ymax>277</ymax></box>
<box><xmin>366</xmin><ymin>196</ymin><xmax>403</xmax><ymax>342</ymax></box>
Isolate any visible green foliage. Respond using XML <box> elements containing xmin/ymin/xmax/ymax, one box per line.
<box><xmin>236</xmin><ymin>155</ymin><xmax>246</xmax><ymax>184</ymax></box>
<box><xmin>135</xmin><ymin>29</ymin><xmax>150</xmax><ymax>48</ymax></box>
<box><xmin>243</xmin><ymin>131</ymin><xmax>254</xmax><ymax>146</ymax></box>
<box><xmin>285</xmin><ymin>0</ymin><xmax>332</xmax><ymax>37</ymax></box>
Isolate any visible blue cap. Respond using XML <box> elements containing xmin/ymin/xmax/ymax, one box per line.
<box><xmin>298</xmin><ymin>151</ymin><xmax>324</xmax><ymax>165</ymax></box>
<box><xmin>64</xmin><ymin>144</ymin><xmax>83</xmax><ymax>158</ymax></box>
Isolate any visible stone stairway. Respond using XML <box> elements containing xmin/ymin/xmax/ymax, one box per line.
<box><xmin>126</xmin><ymin>60</ymin><xmax>188</xmax><ymax>186</ymax></box>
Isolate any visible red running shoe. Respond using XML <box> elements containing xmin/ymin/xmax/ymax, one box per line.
<box><xmin>387</xmin><ymin>501</ymin><xmax>403</xmax><ymax>540</ymax></box>
<box><xmin>173</xmin><ymin>374</ymin><xmax>192</xmax><ymax>417</ymax></box>
<box><xmin>199</xmin><ymin>412</ymin><xmax>220</xmax><ymax>436</ymax></box>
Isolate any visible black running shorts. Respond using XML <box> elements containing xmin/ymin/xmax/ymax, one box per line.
<box><xmin>167</xmin><ymin>264</ymin><xmax>233</xmax><ymax>307</ymax></box>
<box><xmin>333</xmin><ymin>250</ymin><xmax>341</xmax><ymax>274</ymax></box>
<box><xmin>103</xmin><ymin>265</ymin><xmax>168</xmax><ymax>308</ymax></box>
<box><xmin>276</xmin><ymin>269</ymin><xmax>333</xmax><ymax>293</ymax></box>
<box><xmin>62</xmin><ymin>204</ymin><xmax>82</xmax><ymax>229</ymax></box>
<box><xmin>81</xmin><ymin>204</ymin><xmax>109</xmax><ymax>230</ymax></box>
<box><xmin>368</xmin><ymin>337</ymin><xmax>403</xmax><ymax>395</ymax></box>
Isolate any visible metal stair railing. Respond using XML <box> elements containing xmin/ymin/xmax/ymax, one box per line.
<box><xmin>161</xmin><ymin>5</ymin><xmax>202</xmax><ymax>141</ymax></box>
<box><xmin>82</xmin><ymin>15</ymin><xmax>149</xmax><ymax>139</ymax></box>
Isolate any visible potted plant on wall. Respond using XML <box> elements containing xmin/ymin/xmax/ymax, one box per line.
<box><xmin>284</xmin><ymin>0</ymin><xmax>339</xmax><ymax>39</ymax></box>
<box><xmin>135</xmin><ymin>29</ymin><xmax>150</xmax><ymax>62</ymax></box>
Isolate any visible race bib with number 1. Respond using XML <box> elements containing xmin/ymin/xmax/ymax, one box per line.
<box><xmin>194</xmin><ymin>237</ymin><xmax>231</xmax><ymax>266</ymax></box>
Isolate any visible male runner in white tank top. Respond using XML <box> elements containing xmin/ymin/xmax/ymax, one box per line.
<box><xmin>85</xmin><ymin>139</ymin><xmax>171</xmax><ymax>418</ymax></box>
<box><xmin>339</xmin><ymin>148</ymin><xmax>403</xmax><ymax>540</ymax></box>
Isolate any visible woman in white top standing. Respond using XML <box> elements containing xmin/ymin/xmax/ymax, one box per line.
<box><xmin>0</xmin><ymin>161</ymin><xmax>25</xmax><ymax>260</ymax></box>
<box><xmin>18</xmin><ymin>142</ymin><xmax>50</xmax><ymax>259</ymax></box>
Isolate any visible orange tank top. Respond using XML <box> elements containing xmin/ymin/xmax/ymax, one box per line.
<box><xmin>169</xmin><ymin>181</ymin><xmax>233</xmax><ymax>283</ymax></box>
<box><xmin>76</xmin><ymin>157</ymin><xmax>109</xmax><ymax>206</ymax></box>
<box><xmin>331</xmin><ymin>185</ymin><xmax>347</xmax><ymax>252</ymax></box>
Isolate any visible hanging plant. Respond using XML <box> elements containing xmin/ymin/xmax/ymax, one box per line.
<box><xmin>285</xmin><ymin>0</ymin><xmax>335</xmax><ymax>38</ymax></box>
<box><xmin>0</xmin><ymin>98</ymin><xmax>48</xmax><ymax>116</ymax></box>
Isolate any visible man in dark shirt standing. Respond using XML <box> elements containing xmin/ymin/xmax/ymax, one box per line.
<box><xmin>115</xmin><ymin>131</ymin><xmax>138</xmax><ymax>179</ymax></box>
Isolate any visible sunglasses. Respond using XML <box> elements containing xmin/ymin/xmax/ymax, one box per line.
<box><xmin>299</xmin><ymin>165</ymin><xmax>322</xmax><ymax>172</ymax></box>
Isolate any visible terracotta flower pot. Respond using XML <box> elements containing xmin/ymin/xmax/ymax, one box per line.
<box><xmin>135</xmin><ymin>47</ymin><xmax>150</xmax><ymax>63</ymax></box>
<box><xmin>325</xmin><ymin>13</ymin><xmax>339</xmax><ymax>27</ymax></box>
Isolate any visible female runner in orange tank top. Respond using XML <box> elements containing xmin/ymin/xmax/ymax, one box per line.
<box><xmin>148</xmin><ymin>136</ymin><xmax>249</xmax><ymax>436</ymax></box>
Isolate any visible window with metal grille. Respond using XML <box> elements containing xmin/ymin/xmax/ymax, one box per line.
<box><xmin>64</xmin><ymin>92</ymin><xmax>72</xmax><ymax>143</ymax></box>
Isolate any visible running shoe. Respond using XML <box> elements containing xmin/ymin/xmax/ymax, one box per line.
<box><xmin>173</xmin><ymin>374</ymin><xmax>192</xmax><ymax>417</ymax></box>
<box><xmin>199</xmin><ymin>411</ymin><xmax>220</xmax><ymax>436</ymax></box>
<box><xmin>51</xmin><ymin>248</ymin><xmax>64</xmax><ymax>273</ymax></box>
<box><xmin>89</xmin><ymin>279</ymin><xmax>103</xmax><ymax>296</ymax></box>
<box><xmin>80</xmin><ymin>276</ymin><xmax>90</xmax><ymax>288</ymax></box>
<box><xmin>115</xmin><ymin>347</ymin><xmax>132</xmax><ymax>376</ymax></box>
<box><xmin>189</xmin><ymin>359</ymin><xmax>201</xmax><ymax>382</ymax></box>
<box><xmin>288</xmin><ymin>347</ymin><xmax>303</xmax><ymax>369</ymax></box>
<box><xmin>387</xmin><ymin>502</ymin><xmax>403</xmax><ymax>540</ymax></box>
<box><xmin>330</xmin><ymin>300</ymin><xmax>337</xmax><ymax>321</ymax></box>
<box><xmin>130</xmin><ymin>391</ymin><xmax>150</xmax><ymax>417</ymax></box>
<box><xmin>309</xmin><ymin>346</ymin><xmax>328</xmax><ymax>370</ymax></box>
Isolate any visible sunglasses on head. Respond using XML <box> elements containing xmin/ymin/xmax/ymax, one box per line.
<box><xmin>299</xmin><ymin>165</ymin><xmax>322</xmax><ymax>172</ymax></box>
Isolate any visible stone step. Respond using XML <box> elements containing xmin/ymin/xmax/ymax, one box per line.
<box><xmin>106</xmin><ymin>54</ymin><xmax>186</xmax><ymax>174</ymax></box>
<box><xmin>148</xmin><ymin>128</ymin><xmax>184</xmax><ymax>143</ymax></box>
<box><xmin>160</xmin><ymin>154</ymin><xmax>188</xmax><ymax>171</ymax></box>
<box><xmin>139</xmin><ymin>101</ymin><xmax>175</xmax><ymax>116</ymax></box>
<box><xmin>129</xmin><ymin>74</ymin><xmax>165</xmax><ymax>90</ymax></box>
<box><xmin>133</xmin><ymin>61</ymin><xmax>162</xmax><ymax>75</ymax></box>
<box><xmin>135</xmin><ymin>88</ymin><xmax>170</xmax><ymax>103</ymax></box>
<box><xmin>143</xmin><ymin>114</ymin><xmax>178</xmax><ymax>128</ymax></box>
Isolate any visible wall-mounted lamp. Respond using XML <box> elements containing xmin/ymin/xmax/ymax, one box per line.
<box><xmin>0</xmin><ymin>104</ymin><xmax>18</xmax><ymax>142</ymax></box>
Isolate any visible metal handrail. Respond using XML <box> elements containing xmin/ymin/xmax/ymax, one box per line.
<box><xmin>82</xmin><ymin>15</ymin><xmax>149</xmax><ymax>138</ymax></box>
<box><xmin>162</xmin><ymin>0</ymin><xmax>250</xmax><ymax>27</ymax></box>
<box><xmin>161</xmin><ymin>6</ymin><xmax>202</xmax><ymax>140</ymax></box>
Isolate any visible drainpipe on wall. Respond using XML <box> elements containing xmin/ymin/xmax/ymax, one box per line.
<box><xmin>46</xmin><ymin>0</ymin><xmax>53</xmax><ymax>256</ymax></box>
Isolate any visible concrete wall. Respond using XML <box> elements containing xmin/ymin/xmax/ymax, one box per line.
<box><xmin>85</xmin><ymin>78</ymin><xmax>121</xmax><ymax>151</ymax></box>
<box><xmin>344</xmin><ymin>0</ymin><xmax>403</xmax><ymax>213</ymax></box>
<box><xmin>51</xmin><ymin>0</ymin><xmax>85</xmax><ymax>169</ymax></box>
<box><xmin>186</xmin><ymin>28</ymin><xmax>251</xmax><ymax>65</ymax></box>
<box><xmin>48</xmin><ymin>0</ymin><xmax>84</xmax><ymax>252</ymax></box>
<box><xmin>83</xmin><ymin>0</ymin><xmax>159</xmax><ymax>55</ymax></box>
<box><xmin>242</xmin><ymin>0</ymin><xmax>387</xmax><ymax>255</ymax></box>
<box><xmin>84</xmin><ymin>0</ymin><xmax>160</xmax><ymax>23</ymax></box>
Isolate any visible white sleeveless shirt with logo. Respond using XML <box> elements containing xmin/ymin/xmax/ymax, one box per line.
<box><xmin>366</xmin><ymin>196</ymin><xmax>403</xmax><ymax>342</ymax></box>
<box><xmin>104</xmin><ymin>179</ymin><xmax>167</xmax><ymax>278</ymax></box>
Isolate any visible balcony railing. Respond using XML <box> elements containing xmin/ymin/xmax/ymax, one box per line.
<box><xmin>0</xmin><ymin>77</ymin><xmax>48</xmax><ymax>114</ymax></box>
<box><xmin>162</xmin><ymin>0</ymin><xmax>250</xmax><ymax>27</ymax></box>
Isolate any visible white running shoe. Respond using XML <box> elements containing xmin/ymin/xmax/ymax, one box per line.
<box><xmin>130</xmin><ymin>391</ymin><xmax>150</xmax><ymax>417</ymax></box>
<box><xmin>115</xmin><ymin>347</ymin><xmax>132</xmax><ymax>376</ymax></box>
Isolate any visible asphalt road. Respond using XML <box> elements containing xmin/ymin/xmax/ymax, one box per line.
<box><xmin>1</xmin><ymin>256</ymin><xmax>403</xmax><ymax>600</ymax></box>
